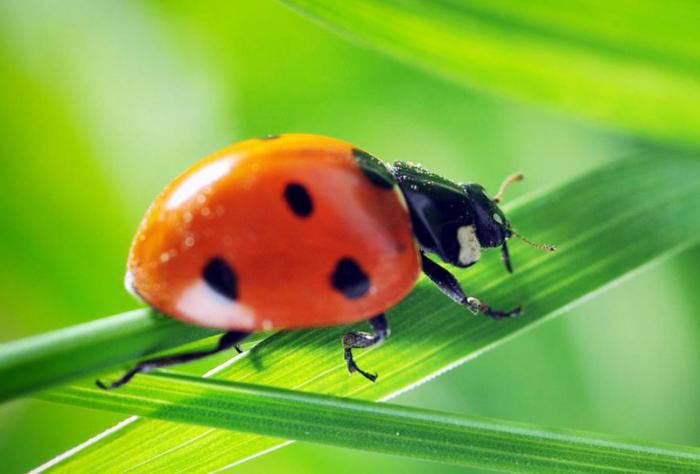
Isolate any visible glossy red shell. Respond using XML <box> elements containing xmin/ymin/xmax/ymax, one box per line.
<box><xmin>127</xmin><ymin>134</ymin><xmax>421</xmax><ymax>331</ymax></box>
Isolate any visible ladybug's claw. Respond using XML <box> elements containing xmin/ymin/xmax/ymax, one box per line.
<box><xmin>96</xmin><ymin>379</ymin><xmax>121</xmax><ymax>390</ymax></box>
<box><xmin>346</xmin><ymin>359</ymin><xmax>378</xmax><ymax>382</ymax></box>
<box><xmin>96</xmin><ymin>369</ymin><xmax>138</xmax><ymax>390</ymax></box>
<box><xmin>421</xmin><ymin>252</ymin><xmax>522</xmax><ymax>320</ymax></box>
<box><xmin>467</xmin><ymin>297</ymin><xmax>522</xmax><ymax>319</ymax></box>
<box><xmin>342</xmin><ymin>313</ymin><xmax>388</xmax><ymax>383</ymax></box>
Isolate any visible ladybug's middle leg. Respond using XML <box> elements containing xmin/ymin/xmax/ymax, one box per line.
<box><xmin>342</xmin><ymin>313</ymin><xmax>388</xmax><ymax>382</ymax></box>
<box><xmin>420</xmin><ymin>252</ymin><xmax>521</xmax><ymax>319</ymax></box>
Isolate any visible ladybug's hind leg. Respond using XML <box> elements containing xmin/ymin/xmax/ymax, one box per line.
<box><xmin>96</xmin><ymin>330</ymin><xmax>250</xmax><ymax>390</ymax></box>
<box><xmin>420</xmin><ymin>252</ymin><xmax>521</xmax><ymax>319</ymax></box>
<box><xmin>342</xmin><ymin>313</ymin><xmax>389</xmax><ymax>382</ymax></box>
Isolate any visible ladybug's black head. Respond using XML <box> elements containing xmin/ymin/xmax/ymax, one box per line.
<box><xmin>462</xmin><ymin>183</ymin><xmax>511</xmax><ymax>248</ymax></box>
<box><xmin>463</xmin><ymin>174</ymin><xmax>555</xmax><ymax>272</ymax></box>
<box><xmin>391</xmin><ymin>163</ymin><xmax>554</xmax><ymax>272</ymax></box>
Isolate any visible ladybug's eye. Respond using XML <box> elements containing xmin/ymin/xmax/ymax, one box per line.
<box><xmin>492</xmin><ymin>213</ymin><xmax>503</xmax><ymax>225</ymax></box>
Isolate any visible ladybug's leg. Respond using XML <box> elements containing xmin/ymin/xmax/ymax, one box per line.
<box><xmin>342</xmin><ymin>314</ymin><xmax>389</xmax><ymax>382</ymax></box>
<box><xmin>420</xmin><ymin>252</ymin><xmax>521</xmax><ymax>319</ymax></box>
<box><xmin>96</xmin><ymin>331</ymin><xmax>250</xmax><ymax>390</ymax></box>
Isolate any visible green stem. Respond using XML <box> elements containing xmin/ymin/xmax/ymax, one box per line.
<box><xmin>43</xmin><ymin>372</ymin><xmax>700</xmax><ymax>473</ymax></box>
<box><xmin>0</xmin><ymin>309</ymin><xmax>218</xmax><ymax>402</ymax></box>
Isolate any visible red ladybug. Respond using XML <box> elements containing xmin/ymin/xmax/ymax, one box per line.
<box><xmin>99</xmin><ymin>134</ymin><xmax>553</xmax><ymax>388</ymax></box>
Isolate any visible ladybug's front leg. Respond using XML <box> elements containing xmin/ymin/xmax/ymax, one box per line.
<box><xmin>342</xmin><ymin>313</ymin><xmax>389</xmax><ymax>382</ymax></box>
<box><xmin>420</xmin><ymin>252</ymin><xmax>521</xmax><ymax>319</ymax></box>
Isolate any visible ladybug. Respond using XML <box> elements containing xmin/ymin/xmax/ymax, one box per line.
<box><xmin>98</xmin><ymin>134</ymin><xmax>554</xmax><ymax>389</ymax></box>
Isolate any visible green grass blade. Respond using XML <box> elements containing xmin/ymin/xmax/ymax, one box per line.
<box><xmin>41</xmin><ymin>372</ymin><xmax>700</xmax><ymax>473</ymax></box>
<box><xmin>0</xmin><ymin>309</ymin><xmax>218</xmax><ymax>402</ymax></box>
<box><xmin>282</xmin><ymin>0</ymin><xmax>700</xmax><ymax>146</ymax></box>
<box><xmin>32</xmin><ymin>151</ymin><xmax>700</xmax><ymax>472</ymax></box>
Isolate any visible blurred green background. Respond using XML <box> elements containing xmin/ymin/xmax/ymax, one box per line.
<box><xmin>1</xmin><ymin>1</ymin><xmax>698</xmax><ymax>472</ymax></box>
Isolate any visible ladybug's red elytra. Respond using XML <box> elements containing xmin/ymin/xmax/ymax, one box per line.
<box><xmin>98</xmin><ymin>133</ymin><xmax>554</xmax><ymax>388</ymax></box>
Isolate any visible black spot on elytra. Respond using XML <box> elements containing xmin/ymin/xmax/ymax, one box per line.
<box><xmin>259</xmin><ymin>134</ymin><xmax>280</xmax><ymax>140</ymax></box>
<box><xmin>331</xmin><ymin>257</ymin><xmax>370</xmax><ymax>299</ymax></box>
<box><xmin>203</xmin><ymin>257</ymin><xmax>238</xmax><ymax>300</ymax></box>
<box><xmin>352</xmin><ymin>148</ymin><xmax>394</xmax><ymax>189</ymax></box>
<box><xmin>284</xmin><ymin>183</ymin><xmax>314</xmax><ymax>217</ymax></box>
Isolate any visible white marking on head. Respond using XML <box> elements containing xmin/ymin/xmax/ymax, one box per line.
<box><xmin>493</xmin><ymin>213</ymin><xmax>503</xmax><ymax>225</ymax></box>
<box><xmin>176</xmin><ymin>280</ymin><xmax>255</xmax><ymax>330</ymax></box>
<box><xmin>457</xmin><ymin>225</ymin><xmax>481</xmax><ymax>266</ymax></box>
<box><xmin>166</xmin><ymin>160</ymin><xmax>232</xmax><ymax>210</ymax></box>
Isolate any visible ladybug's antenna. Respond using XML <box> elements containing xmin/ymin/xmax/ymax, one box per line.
<box><xmin>510</xmin><ymin>229</ymin><xmax>556</xmax><ymax>252</ymax></box>
<box><xmin>493</xmin><ymin>172</ymin><xmax>524</xmax><ymax>203</ymax></box>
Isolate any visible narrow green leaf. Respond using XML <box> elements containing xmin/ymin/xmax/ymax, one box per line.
<box><xmin>282</xmin><ymin>0</ymin><xmax>700</xmax><ymax>145</ymax></box>
<box><xmin>41</xmin><ymin>372</ymin><xmax>700</xmax><ymax>473</ymax></box>
<box><xmin>34</xmin><ymin>152</ymin><xmax>700</xmax><ymax>472</ymax></box>
<box><xmin>0</xmin><ymin>309</ymin><xmax>218</xmax><ymax>402</ymax></box>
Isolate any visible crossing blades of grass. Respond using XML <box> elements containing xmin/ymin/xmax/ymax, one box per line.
<box><xmin>0</xmin><ymin>309</ymin><xmax>219</xmax><ymax>402</ymax></box>
<box><xmin>30</xmin><ymin>151</ymin><xmax>700</xmax><ymax>472</ymax></box>
<box><xmin>41</xmin><ymin>372</ymin><xmax>700</xmax><ymax>473</ymax></box>
<box><xmin>283</xmin><ymin>0</ymin><xmax>700</xmax><ymax>146</ymax></box>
